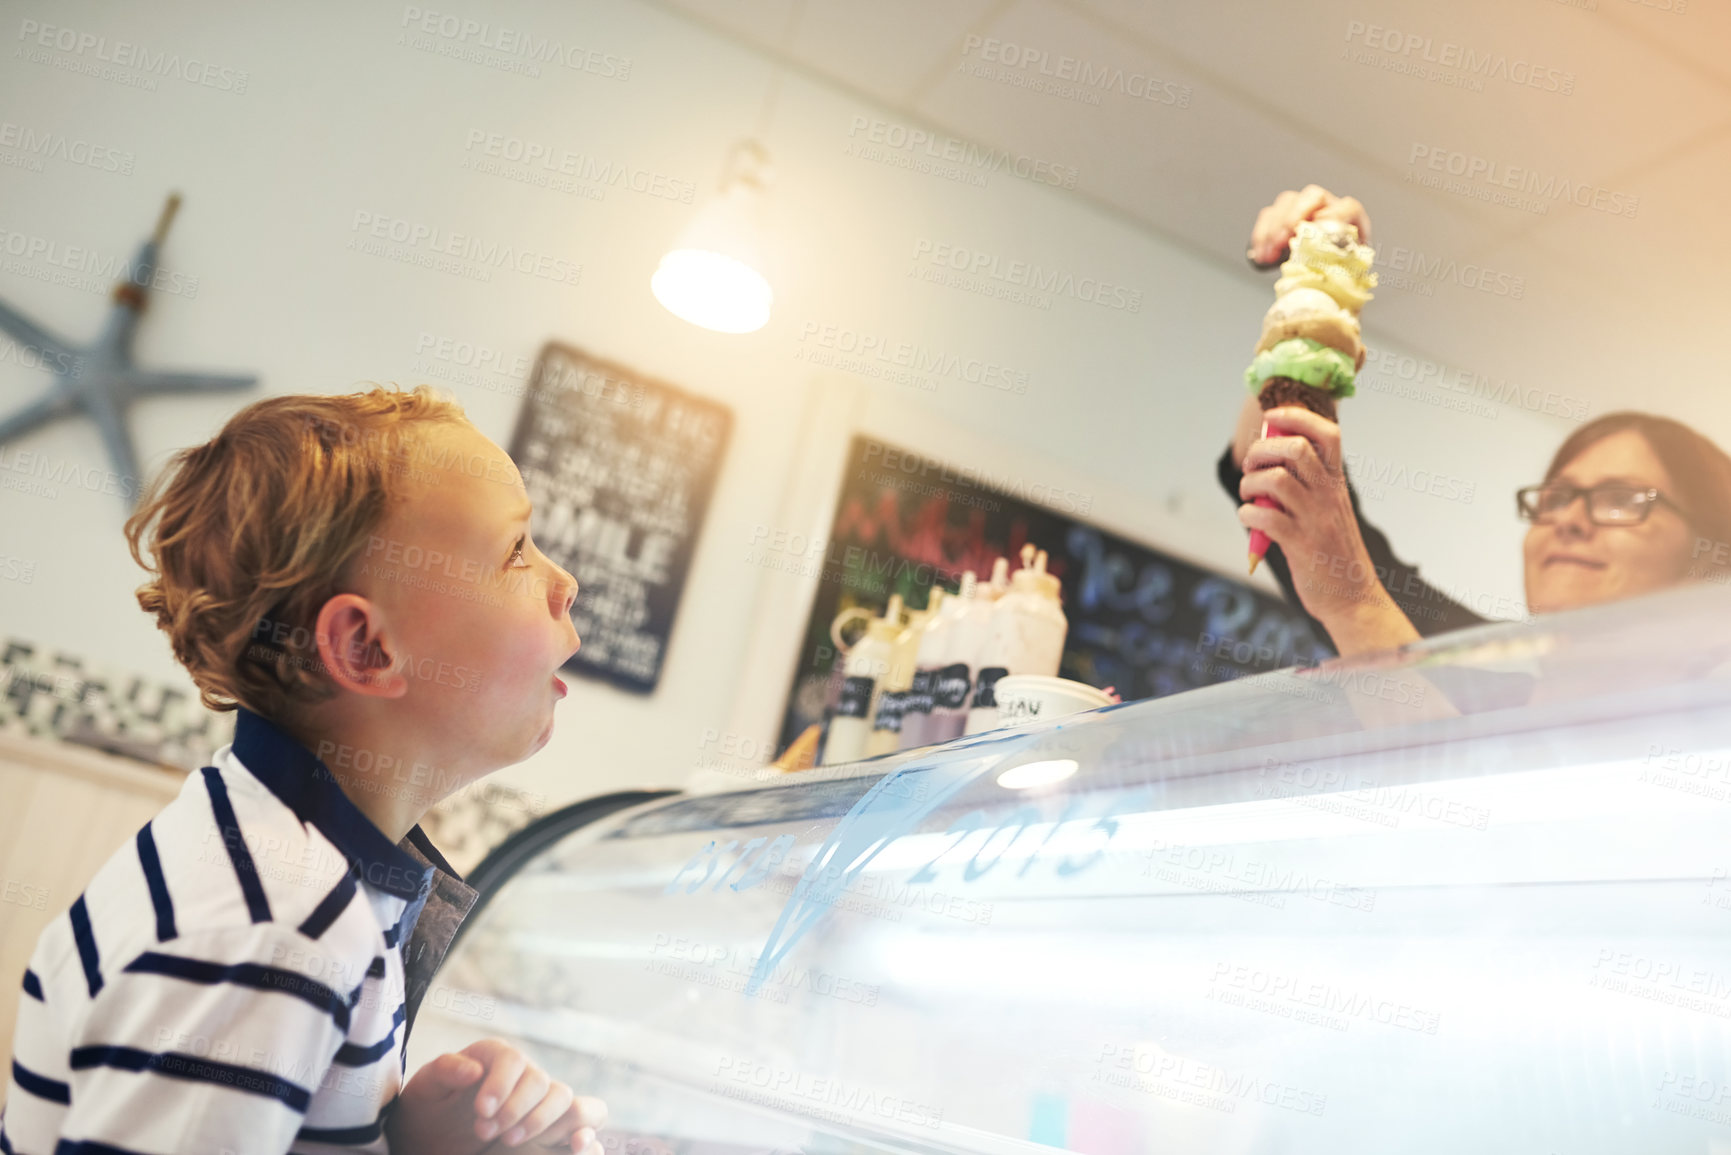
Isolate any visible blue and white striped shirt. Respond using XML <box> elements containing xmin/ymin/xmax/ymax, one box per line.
<box><xmin>3</xmin><ymin>707</ymin><xmax>478</xmax><ymax>1154</ymax></box>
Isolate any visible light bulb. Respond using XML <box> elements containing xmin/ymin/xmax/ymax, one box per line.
<box><xmin>653</xmin><ymin>143</ymin><xmax>774</xmax><ymax>334</ymax></box>
<box><xmin>651</xmin><ymin>249</ymin><xmax>773</xmax><ymax>334</ymax></box>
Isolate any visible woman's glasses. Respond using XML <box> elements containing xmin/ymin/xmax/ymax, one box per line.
<box><xmin>1516</xmin><ymin>483</ymin><xmax>1684</xmax><ymax>526</ymax></box>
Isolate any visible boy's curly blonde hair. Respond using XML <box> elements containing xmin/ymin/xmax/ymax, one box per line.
<box><xmin>125</xmin><ymin>384</ymin><xmax>469</xmax><ymax>720</ymax></box>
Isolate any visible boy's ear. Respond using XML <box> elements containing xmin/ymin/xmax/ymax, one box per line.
<box><xmin>314</xmin><ymin>594</ymin><xmax>408</xmax><ymax>699</ymax></box>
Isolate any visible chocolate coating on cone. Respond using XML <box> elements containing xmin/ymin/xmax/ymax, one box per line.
<box><xmin>1257</xmin><ymin>376</ymin><xmax>1337</xmax><ymax>422</ymax></box>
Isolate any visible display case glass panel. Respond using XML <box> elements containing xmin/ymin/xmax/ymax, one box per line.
<box><xmin>412</xmin><ymin>584</ymin><xmax>1731</xmax><ymax>1154</ymax></box>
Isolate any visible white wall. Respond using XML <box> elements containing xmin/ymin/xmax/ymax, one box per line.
<box><xmin>0</xmin><ymin>0</ymin><xmax>1572</xmax><ymax>812</ymax></box>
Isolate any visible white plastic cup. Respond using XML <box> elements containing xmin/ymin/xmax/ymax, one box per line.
<box><xmin>993</xmin><ymin>675</ymin><xmax>1113</xmax><ymax>727</ymax></box>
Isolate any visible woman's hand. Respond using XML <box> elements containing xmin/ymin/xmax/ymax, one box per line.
<box><xmin>1238</xmin><ymin>406</ymin><xmax>1420</xmax><ymax>656</ymax></box>
<box><xmin>1249</xmin><ymin>185</ymin><xmax>1372</xmax><ymax>266</ymax></box>
<box><xmin>387</xmin><ymin>1039</ymin><xmax>607</xmax><ymax>1153</ymax></box>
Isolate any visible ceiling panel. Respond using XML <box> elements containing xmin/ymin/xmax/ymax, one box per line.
<box><xmin>793</xmin><ymin>0</ymin><xmax>1004</xmax><ymax>104</ymax></box>
<box><xmin>654</xmin><ymin>0</ymin><xmax>797</xmax><ymax>47</ymax></box>
<box><xmin>1592</xmin><ymin>0</ymin><xmax>1731</xmax><ymax>88</ymax></box>
<box><xmin>642</xmin><ymin>0</ymin><xmax>1731</xmax><ymax>423</ymax></box>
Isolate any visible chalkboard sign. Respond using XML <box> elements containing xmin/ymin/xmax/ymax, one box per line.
<box><xmin>776</xmin><ymin>435</ymin><xmax>1330</xmax><ymax>750</ymax></box>
<box><xmin>507</xmin><ymin>344</ymin><xmax>731</xmax><ymax>693</ymax></box>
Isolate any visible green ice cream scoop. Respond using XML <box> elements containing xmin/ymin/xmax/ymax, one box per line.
<box><xmin>1244</xmin><ymin>337</ymin><xmax>1357</xmax><ymax>399</ymax></box>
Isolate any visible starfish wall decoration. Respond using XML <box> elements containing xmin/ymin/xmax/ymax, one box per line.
<box><xmin>0</xmin><ymin>193</ymin><xmax>257</xmax><ymax>508</ymax></box>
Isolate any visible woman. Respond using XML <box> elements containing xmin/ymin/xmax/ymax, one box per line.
<box><xmin>1225</xmin><ymin>187</ymin><xmax>1731</xmax><ymax>659</ymax></box>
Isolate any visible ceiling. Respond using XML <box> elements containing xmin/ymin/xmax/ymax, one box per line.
<box><xmin>646</xmin><ymin>0</ymin><xmax>1731</xmax><ymax>434</ymax></box>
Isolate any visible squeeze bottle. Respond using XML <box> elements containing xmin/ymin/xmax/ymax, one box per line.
<box><xmin>965</xmin><ymin>545</ymin><xmax>1068</xmax><ymax>734</ymax></box>
<box><xmin>822</xmin><ymin>595</ymin><xmax>902</xmax><ymax>766</ymax></box>
<box><xmin>895</xmin><ymin>589</ymin><xmax>952</xmax><ymax>751</ymax></box>
<box><xmin>927</xmin><ymin>572</ymin><xmax>988</xmax><ymax>744</ymax></box>
<box><xmin>867</xmin><ymin>592</ymin><xmax>934</xmax><ymax>757</ymax></box>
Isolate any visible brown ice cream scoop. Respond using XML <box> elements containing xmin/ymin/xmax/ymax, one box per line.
<box><xmin>1254</xmin><ymin>313</ymin><xmax>1365</xmax><ymax>370</ymax></box>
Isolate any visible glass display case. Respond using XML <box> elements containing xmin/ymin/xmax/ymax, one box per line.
<box><xmin>409</xmin><ymin>582</ymin><xmax>1731</xmax><ymax>1154</ymax></box>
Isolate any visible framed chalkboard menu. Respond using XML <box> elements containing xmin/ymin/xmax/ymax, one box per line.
<box><xmin>507</xmin><ymin>344</ymin><xmax>731</xmax><ymax>693</ymax></box>
<box><xmin>777</xmin><ymin>435</ymin><xmax>1331</xmax><ymax>750</ymax></box>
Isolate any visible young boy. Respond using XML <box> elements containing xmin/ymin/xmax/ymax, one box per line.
<box><xmin>2</xmin><ymin>386</ymin><xmax>604</xmax><ymax>1153</ymax></box>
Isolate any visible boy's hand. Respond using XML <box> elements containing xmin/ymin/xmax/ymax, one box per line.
<box><xmin>386</xmin><ymin>1039</ymin><xmax>607</xmax><ymax>1153</ymax></box>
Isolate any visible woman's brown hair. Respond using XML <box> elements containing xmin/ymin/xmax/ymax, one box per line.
<box><xmin>1544</xmin><ymin>411</ymin><xmax>1731</xmax><ymax>582</ymax></box>
<box><xmin>124</xmin><ymin>384</ymin><xmax>468</xmax><ymax>719</ymax></box>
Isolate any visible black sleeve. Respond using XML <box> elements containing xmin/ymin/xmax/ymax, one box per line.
<box><xmin>1216</xmin><ymin>443</ymin><xmax>1489</xmax><ymax>640</ymax></box>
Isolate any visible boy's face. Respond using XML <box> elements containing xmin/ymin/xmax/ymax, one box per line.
<box><xmin>352</xmin><ymin>419</ymin><xmax>580</xmax><ymax>770</ymax></box>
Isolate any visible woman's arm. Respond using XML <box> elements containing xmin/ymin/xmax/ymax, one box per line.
<box><xmin>1231</xmin><ymin>406</ymin><xmax>1488</xmax><ymax>657</ymax></box>
<box><xmin>1231</xmin><ymin>393</ymin><xmax>1264</xmax><ymax>467</ymax></box>
<box><xmin>1236</xmin><ymin>408</ymin><xmax>1420</xmax><ymax>657</ymax></box>
<box><xmin>1217</xmin><ymin>438</ymin><xmax>1489</xmax><ymax>652</ymax></box>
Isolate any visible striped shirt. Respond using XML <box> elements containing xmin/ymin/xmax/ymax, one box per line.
<box><xmin>2</xmin><ymin>707</ymin><xmax>478</xmax><ymax>1154</ymax></box>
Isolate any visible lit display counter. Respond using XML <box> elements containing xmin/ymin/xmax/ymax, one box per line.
<box><xmin>409</xmin><ymin>583</ymin><xmax>1731</xmax><ymax>1154</ymax></box>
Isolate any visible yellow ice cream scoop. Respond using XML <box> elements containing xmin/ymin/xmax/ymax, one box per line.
<box><xmin>1274</xmin><ymin>220</ymin><xmax>1377</xmax><ymax>314</ymax></box>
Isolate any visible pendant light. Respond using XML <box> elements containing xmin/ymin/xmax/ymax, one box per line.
<box><xmin>650</xmin><ymin>139</ymin><xmax>774</xmax><ymax>333</ymax></box>
<box><xmin>651</xmin><ymin>0</ymin><xmax>803</xmax><ymax>334</ymax></box>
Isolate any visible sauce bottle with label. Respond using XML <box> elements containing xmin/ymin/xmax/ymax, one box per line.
<box><xmin>868</xmin><ymin>591</ymin><xmax>938</xmax><ymax>758</ymax></box>
<box><xmin>897</xmin><ymin>588</ymin><xmax>954</xmax><ymax>751</ymax></box>
<box><xmin>823</xmin><ymin>594</ymin><xmax>902</xmax><ymax>766</ymax></box>
<box><xmin>927</xmin><ymin>572</ymin><xmax>988</xmax><ymax>744</ymax></box>
<box><xmin>966</xmin><ymin>545</ymin><xmax>1068</xmax><ymax>734</ymax></box>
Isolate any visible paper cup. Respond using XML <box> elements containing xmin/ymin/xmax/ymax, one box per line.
<box><xmin>994</xmin><ymin>675</ymin><xmax>1113</xmax><ymax>726</ymax></box>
